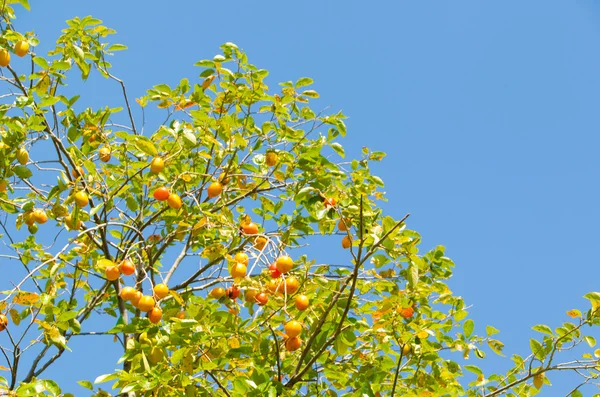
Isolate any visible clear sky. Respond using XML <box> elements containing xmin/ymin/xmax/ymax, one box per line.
<box><xmin>12</xmin><ymin>0</ymin><xmax>600</xmax><ymax>394</ymax></box>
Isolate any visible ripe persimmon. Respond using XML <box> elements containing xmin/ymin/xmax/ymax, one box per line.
<box><xmin>269</xmin><ymin>263</ymin><xmax>281</xmax><ymax>278</ymax></box>
<box><xmin>283</xmin><ymin>276</ymin><xmax>299</xmax><ymax>294</ymax></box>
<box><xmin>207</xmin><ymin>181</ymin><xmax>223</xmax><ymax>198</ymax></box>
<box><xmin>241</xmin><ymin>222</ymin><xmax>259</xmax><ymax>235</ymax></box>
<box><xmin>233</xmin><ymin>252</ymin><xmax>249</xmax><ymax>265</ymax></box>
<box><xmin>137</xmin><ymin>295</ymin><xmax>156</xmax><ymax>312</ymax></box>
<box><xmin>32</xmin><ymin>209</ymin><xmax>48</xmax><ymax>224</ymax></box>
<box><xmin>295</xmin><ymin>295</ymin><xmax>309</xmax><ymax>311</ymax></box>
<box><xmin>284</xmin><ymin>320</ymin><xmax>302</xmax><ymax>338</ymax></box>
<box><xmin>153</xmin><ymin>284</ymin><xmax>169</xmax><ymax>300</ymax></box>
<box><xmin>276</xmin><ymin>256</ymin><xmax>294</xmax><ymax>274</ymax></box>
<box><xmin>210</xmin><ymin>287</ymin><xmax>226</xmax><ymax>299</ymax></box>
<box><xmin>255</xmin><ymin>292</ymin><xmax>268</xmax><ymax>306</ymax></box>
<box><xmin>13</xmin><ymin>40</ymin><xmax>29</xmax><ymax>57</ymax></box>
<box><xmin>342</xmin><ymin>236</ymin><xmax>352</xmax><ymax>249</ymax></box>
<box><xmin>148</xmin><ymin>307</ymin><xmax>163</xmax><ymax>324</ymax></box>
<box><xmin>338</xmin><ymin>218</ymin><xmax>350</xmax><ymax>232</ymax></box>
<box><xmin>0</xmin><ymin>314</ymin><xmax>8</xmax><ymax>331</ymax></box>
<box><xmin>399</xmin><ymin>306</ymin><xmax>414</xmax><ymax>319</ymax></box>
<box><xmin>74</xmin><ymin>191</ymin><xmax>89</xmax><ymax>208</ymax></box>
<box><xmin>153</xmin><ymin>187</ymin><xmax>170</xmax><ymax>201</ymax></box>
<box><xmin>0</xmin><ymin>49</ymin><xmax>10</xmax><ymax>67</ymax></box>
<box><xmin>119</xmin><ymin>259</ymin><xmax>135</xmax><ymax>276</ymax></box>
<box><xmin>254</xmin><ymin>236</ymin><xmax>267</xmax><ymax>250</ymax></box>
<box><xmin>323</xmin><ymin>197</ymin><xmax>337</xmax><ymax>208</ymax></box>
<box><xmin>105</xmin><ymin>266</ymin><xmax>120</xmax><ymax>281</ymax></box>
<box><xmin>150</xmin><ymin>157</ymin><xmax>165</xmax><ymax>173</ymax></box>
<box><xmin>226</xmin><ymin>286</ymin><xmax>240</xmax><ymax>300</ymax></box>
<box><xmin>230</xmin><ymin>263</ymin><xmax>247</xmax><ymax>279</ymax></box>
<box><xmin>167</xmin><ymin>193</ymin><xmax>182</xmax><ymax>209</ymax></box>
<box><xmin>130</xmin><ymin>291</ymin><xmax>142</xmax><ymax>308</ymax></box>
<box><xmin>285</xmin><ymin>336</ymin><xmax>302</xmax><ymax>351</ymax></box>
<box><xmin>120</xmin><ymin>286</ymin><xmax>137</xmax><ymax>301</ymax></box>
<box><xmin>98</xmin><ymin>147</ymin><xmax>111</xmax><ymax>162</ymax></box>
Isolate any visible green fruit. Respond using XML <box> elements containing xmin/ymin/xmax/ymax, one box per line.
<box><xmin>148</xmin><ymin>346</ymin><xmax>165</xmax><ymax>364</ymax></box>
<box><xmin>28</xmin><ymin>224</ymin><xmax>38</xmax><ymax>234</ymax></box>
<box><xmin>139</xmin><ymin>332</ymin><xmax>152</xmax><ymax>346</ymax></box>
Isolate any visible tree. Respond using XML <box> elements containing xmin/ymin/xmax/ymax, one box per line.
<box><xmin>0</xmin><ymin>3</ymin><xmax>599</xmax><ymax>397</ymax></box>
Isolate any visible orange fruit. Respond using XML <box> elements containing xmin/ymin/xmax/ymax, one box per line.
<box><xmin>338</xmin><ymin>218</ymin><xmax>350</xmax><ymax>231</ymax></box>
<box><xmin>137</xmin><ymin>295</ymin><xmax>156</xmax><ymax>312</ymax></box>
<box><xmin>150</xmin><ymin>157</ymin><xmax>165</xmax><ymax>173</ymax></box>
<box><xmin>64</xmin><ymin>214</ymin><xmax>81</xmax><ymax>230</ymax></box>
<box><xmin>0</xmin><ymin>49</ymin><xmax>10</xmax><ymax>67</ymax></box>
<box><xmin>342</xmin><ymin>236</ymin><xmax>352</xmax><ymax>249</ymax></box>
<box><xmin>254</xmin><ymin>236</ymin><xmax>267</xmax><ymax>250</ymax></box>
<box><xmin>210</xmin><ymin>287</ymin><xmax>226</xmax><ymax>299</ymax></box>
<box><xmin>399</xmin><ymin>306</ymin><xmax>414</xmax><ymax>319</ymax></box>
<box><xmin>324</xmin><ymin>197</ymin><xmax>336</xmax><ymax>208</ymax></box>
<box><xmin>148</xmin><ymin>307</ymin><xmax>163</xmax><ymax>324</ymax></box>
<box><xmin>167</xmin><ymin>193</ymin><xmax>182</xmax><ymax>209</ymax></box>
<box><xmin>105</xmin><ymin>266</ymin><xmax>120</xmax><ymax>281</ymax></box>
<box><xmin>284</xmin><ymin>320</ymin><xmax>302</xmax><ymax>338</ymax></box>
<box><xmin>283</xmin><ymin>276</ymin><xmax>299</xmax><ymax>294</ymax></box>
<box><xmin>255</xmin><ymin>292</ymin><xmax>268</xmax><ymax>306</ymax></box>
<box><xmin>207</xmin><ymin>181</ymin><xmax>223</xmax><ymax>198</ymax></box>
<box><xmin>119</xmin><ymin>259</ymin><xmax>135</xmax><ymax>276</ymax></box>
<box><xmin>23</xmin><ymin>211</ymin><xmax>35</xmax><ymax>226</ymax></box>
<box><xmin>120</xmin><ymin>286</ymin><xmax>137</xmax><ymax>301</ymax></box>
<box><xmin>153</xmin><ymin>284</ymin><xmax>169</xmax><ymax>300</ymax></box>
<box><xmin>241</xmin><ymin>222</ymin><xmax>259</xmax><ymax>235</ymax></box>
<box><xmin>285</xmin><ymin>336</ymin><xmax>302</xmax><ymax>351</ymax></box>
<box><xmin>245</xmin><ymin>289</ymin><xmax>259</xmax><ymax>303</ymax></box>
<box><xmin>153</xmin><ymin>187</ymin><xmax>170</xmax><ymax>201</ymax></box>
<box><xmin>233</xmin><ymin>252</ymin><xmax>249</xmax><ymax>265</ymax></box>
<box><xmin>276</xmin><ymin>256</ymin><xmax>294</xmax><ymax>274</ymax></box>
<box><xmin>295</xmin><ymin>295</ymin><xmax>309</xmax><ymax>311</ymax></box>
<box><xmin>226</xmin><ymin>286</ymin><xmax>240</xmax><ymax>300</ymax></box>
<box><xmin>32</xmin><ymin>209</ymin><xmax>47</xmax><ymax>224</ymax></box>
<box><xmin>230</xmin><ymin>263</ymin><xmax>247</xmax><ymax>279</ymax></box>
<box><xmin>13</xmin><ymin>40</ymin><xmax>29</xmax><ymax>57</ymax></box>
<box><xmin>16</xmin><ymin>148</ymin><xmax>28</xmax><ymax>165</ymax></box>
<box><xmin>0</xmin><ymin>180</ymin><xmax>7</xmax><ymax>192</ymax></box>
<box><xmin>266</xmin><ymin>279</ymin><xmax>282</xmax><ymax>294</ymax></box>
<box><xmin>130</xmin><ymin>291</ymin><xmax>142</xmax><ymax>308</ymax></box>
<box><xmin>265</xmin><ymin>151</ymin><xmax>278</xmax><ymax>166</ymax></box>
<box><xmin>72</xmin><ymin>166</ymin><xmax>85</xmax><ymax>179</ymax></box>
<box><xmin>98</xmin><ymin>147</ymin><xmax>111</xmax><ymax>162</ymax></box>
<box><xmin>269</xmin><ymin>263</ymin><xmax>281</xmax><ymax>278</ymax></box>
<box><xmin>0</xmin><ymin>314</ymin><xmax>8</xmax><ymax>331</ymax></box>
<box><xmin>74</xmin><ymin>191</ymin><xmax>89</xmax><ymax>207</ymax></box>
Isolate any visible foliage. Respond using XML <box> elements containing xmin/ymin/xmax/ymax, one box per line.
<box><xmin>0</xmin><ymin>2</ymin><xmax>599</xmax><ymax>396</ymax></box>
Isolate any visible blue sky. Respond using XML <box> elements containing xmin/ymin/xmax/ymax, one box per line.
<box><xmin>11</xmin><ymin>0</ymin><xmax>600</xmax><ymax>394</ymax></box>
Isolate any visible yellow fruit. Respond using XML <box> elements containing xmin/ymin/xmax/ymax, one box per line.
<box><xmin>0</xmin><ymin>180</ymin><xmax>7</xmax><ymax>192</ymax></box>
<box><xmin>32</xmin><ymin>209</ymin><xmax>48</xmax><ymax>224</ymax></box>
<box><xmin>276</xmin><ymin>256</ymin><xmax>294</xmax><ymax>274</ymax></box>
<box><xmin>230</xmin><ymin>263</ymin><xmax>247</xmax><ymax>279</ymax></box>
<box><xmin>0</xmin><ymin>314</ymin><xmax>8</xmax><ymax>332</ymax></box>
<box><xmin>402</xmin><ymin>344</ymin><xmax>412</xmax><ymax>356</ymax></box>
<box><xmin>137</xmin><ymin>296</ymin><xmax>156</xmax><ymax>312</ymax></box>
<box><xmin>150</xmin><ymin>157</ymin><xmax>165</xmax><ymax>173</ymax></box>
<box><xmin>295</xmin><ymin>295</ymin><xmax>310</xmax><ymax>311</ymax></box>
<box><xmin>245</xmin><ymin>289</ymin><xmax>259</xmax><ymax>303</ymax></box>
<box><xmin>0</xmin><ymin>49</ymin><xmax>10</xmax><ymax>67</ymax></box>
<box><xmin>207</xmin><ymin>182</ymin><xmax>223</xmax><ymax>198</ymax></box>
<box><xmin>284</xmin><ymin>320</ymin><xmax>302</xmax><ymax>338</ymax></box>
<box><xmin>23</xmin><ymin>211</ymin><xmax>35</xmax><ymax>226</ymax></box>
<box><xmin>254</xmin><ymin>236</ymin><xmax>267</xmax><ymax>250</ymax></box>
<box><xmin>72</xmin><ymin>166</ymin><xmax>85</xmax><ymax>179</ymax></box>
<box><xmin>16</xmin><ymin>148</ymin><xmax>28</xmax><ymax>165</ymax></box>
<box><xmin>64</xmin><ymin>214</ymin><xmax>81</xmax><ymax>230</ymax></box>
<box><xmin>265</xmin><ymin>151</ymin><xmax>278</xmax><ymax>166</ymax></box>
<box><xmin>98</xmin><ymin>147</ymin><xmax>111</xmax><ymax>162</ymax></box>
<box><xmin>105</xmin><ymin>266</ymin><xmax>120</xmax><ymax>281</ymax></box>
<box><xmin>167</xmin><ymin>193</ymin><xmax>182</xmax><ymax>209</ymax></box>
<box><xmin>148</xmin><ymin>307</ymin><xmax>163</xmax><ymax>324</ymax></box>
<box><xmin>153</xmin><ymin>284</ymin><xmax>169</xmax><ymax>300</ymax></box>
<box><xmin>148</xmin><ymin>346</ymin><xmax>165</xmax><ymax>364</ymax></box>
<box><xmin>210</xmin><ymin>287</ymin><xmax>226</xmax><ymax>299</ymax></box>
<box><xmin>120</xmin><ymin>286</ymin><xmax>137</xmax><ymax>301</ymax></box>
<box><xmin>233</xmin><ymin>252</ymin><xmax>249</xmax><ymax>265</ymax></box>
<box><xmin>74</xmin><ymin>191</ymin><xmax>89</xmax><ymax>207</ymax></box>
<box><xmin>533</xmin><ymin>373</ymin><xmax>544</xmax><ymax>389</ymax></box>
<box><xmin>285</xmin><ymin>337</ymin><xmax>302</xmax><ymax>351</ymax></box>
<box><xmin>338</xmin><ymin>218</ymin><xmax>350</xmax><ymax>232</ymax></box>
<box><xmin>13</xmin><ymin>40</ymin><xmax>29</xmax><ymax>57</ymax></box>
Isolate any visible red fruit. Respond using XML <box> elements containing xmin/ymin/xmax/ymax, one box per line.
<box><xmin>255</xmin><ymin>292</ymin><xmax>269</xmax><ymax>306</ymax></box>
<box><xmin>269</xmin><ymin>263</ymin><xmax>281</xmax><ymax>278</ymax></box>
<box><xmin>227</xmin><ymin>286</ymin><xmax>240</xmax><ymax>300</ymax></box>
<box><xmin>153</xmin><ymin>187</ymin><xmax>170</xmax><ymax>201</ymax></box>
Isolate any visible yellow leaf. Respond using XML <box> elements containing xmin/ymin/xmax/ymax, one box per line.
<box><xmin>567</xmin><ymin>309</ymin><xmax>581</xmax><ymax>318</ymax></box>
<box><xmin>12</xmin><ymin>291</ymin><xmax>39</xmax><ymax>306</ymax></box>
<box><xmin>229</xmin><ymin>337</ymin><xmax>240</xmax><ymax>348</ymax></box>
<box><xmin>0</xmin><ymin>365</ymin><xmax>9</xmax><ymax>370</ymax></box>
<box><xmin>417</xmin><ymin>330</ymin><xmax>429</xmax><ymax>339</ymax></box>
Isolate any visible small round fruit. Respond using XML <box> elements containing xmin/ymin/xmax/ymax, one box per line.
<box><xmin>295</xmin><ymin>295</ymin><xmax>309</xmax><ymax>311</ymax></box>
<box><xmin>139</xmin><ymin>332</ymin><xmax>152</xmax><ymax>346</ymax></box>
<box><xmin>74</xmin><ymin>191</ymin><xmax>89</xmax><ymax>208</ymax></box>
<box><xmin>72</xmin><ymin>166</ymin><xmax>85</xmax><ymax>179</ymax></box>
<box><xmin>130</xmin><ymin>291</ymin><xmax>142</xmax><ymax>308</ymax></box>
<box><xmin>233</xmin><ymin>252</ymin><xmax>249</xmax><ymax>265</ymax></box>
<box><xmin>226</xmin><ymin>286</ymin><xmax>240</xmax><ymax>300</ymax></box>
<box><xmin>27</xmin><ymin>224</ymin><xmax>38</xmax><ymax>234</ymax></box>
<box><xmin>148</xmin><ymin>307</ymin><xmax>163</xmax><ymax>324</ymax></box>
<box><xmin>284</xmin><ymin>276</ymin><xmax>299</xmax><ymax>294</ymax></box>
<box><xmin>153</xmin><ymin>284</ymin><xmax>169</xmax><ymax>300</ymax></box>
<box><xmin>13</xmin><ymin>40</ymin><xmax>29</xmax><ymax>57</ymax></box>
<box><xmin>255</xmin><ymin>292</ymin><xmax>268</xmax><ymax>306</ymax></box>
<box><xmin>245</xmin><ymin>289</ymin><xmax>259</xmax><ymax>303</ymax></box>
<box><xmin>0</xmin><ymin>314</ymin><xmax>8</xmax><ymax>331</ymax></box>
<box><xmin>402</xmin><ymin>343</ymin><xmax>412</xmax><ymax>356</ymax></box>
<box><xmin>153</xmin><ymin>187</ymin><xmax>170</xmax><ymax>201</ymax></box>
<box><xmin>16</xmin><ymin>148</ymin><xmax>28</xmax><ymax>165</ymax></box>
<box><xmin>267</xmin><ymin>279</ymin><xmax>282</xmax><ymax>294</ymax></box>
<box><xmin>0</xmin><ymin>180</ymin><xmax>8</xmax><ymax>192</ymax></box>
<box><xmin>150</xmin><ymin>157</ymin><xmax>165</xmax><ymax>173</ymax></box>
<box><xmin>32</xmin><ymin>209</ymin><xmax>48</xmax><ymax>224</ymax></box>
<box><xmin>23</xmin><ymin>211</ymin><xmax>35</xmax><ymax>226</ymax></box>
<box><xmin>399</xmin><ymin>306</ymin><xmax>415</xmax><ymax>319</ymax></box>
<box><xmin>265</xmin><ymin>151</ymin><xmax>278</xmax><ymax>166</ymax></box>
<box><xmin>210</xmin><ymin>287</ymin><xmax>226</xmax><ymax>299</ymax></box>
<box><xmin>105</xmin><ymin>266</ymin><xmax>120</xmax><ymax>281</ymax></box>
<box><xmin>120</xmin><ymin>286</ymin><xmax>137</xmax><ymax>301</ymax></box>
<box><xmin>137</xmin><ymin>295</ymin><xmax>156</xmax><ymax>312</ymax></box>
<box><xmin>167</xmin><ymin>193</ymin><xmax>182</xmax><ymax>209</ymax></box>
<box><xmin>207</xmin><ymin>181</ymin><xmax>223</xmax><ymax>198</ymax></box>
<box><xmin>64</xmin><ymin>214</ymin><xmax>81</xmax><ymax>230</ymax></box>
<box><xmin>148</xmin><ymin>346</ymin><xmax>165</xmax><ymax>364</ymax></box>
<box><xmin>276</xmin><ymin>256</ymin><xmax>294</xmax><ymax>274</ymax></box>
<box><xmin>324</xmin><ymin>197</ymin><xmax>337</xmax><ymax>208</ymax></box>
<box><xmin>285</xmin><ymin>336</ymin><xmax>302</xmax><ymax>352</ymax></box>
<box><xmin>241</xmin><ymin>222</ymin><xmax>259</xmax><ymax>235</ymax></box>
<box><xmin>338</xmin><ymin>218</ymin><xmax>350</xmax><ymax>232</ymax></box>
<box><xmin>254</xmin><ymin>236</ymin><xmax>267</xmax><ymax>250</ymax></box>
<box><xmin>269</xmin><ymin>263</ymin><xmax>281</xmax><ymax>278</ymax></box>
<box><xmin>533</xmin><ymin>373</ymin><xmax>544</xmax><ymax>390</ymax></box>
<box><xmin>230</xmin><ymin>263</ymin><xmax>247</xmax><ymax>279</ymax></box>
<box><xmin>119</xmin><ymin>259</ymin><xmax>135</xmax><ymax>276</ymax></box>
<box><xmin>342</xmin><ymin>236</ymin><xmax>352</xmax><ymax>249</ymax></box>
<box><xmin>284</xmin><ymin>320</ymin><xmax>302</xmax><ymax>338</ymax></box>
<box><xmin>98</xmin><ymin>147</ymin><xmax>111</xmax><ymax>162</ymax></box>
<box><xmin>0</xmin><ymin>48</ymin><xmax>10</xmax><ymax>67</ymax></box>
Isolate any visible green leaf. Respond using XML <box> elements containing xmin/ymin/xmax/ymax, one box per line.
<box><xmin>108</xmin><ymin>44</ymin><xmax>128</xmax><ymax>51</ymax></box>
<box><xmin>486</xmin><ymin>325</ymin><xmax>500</xmax><ymax>337</ymax></box>
<box><xmin>133</xmin><ymin>136</ymin><xmax>158</xmax><ymax>156</ymax></box>
<box><xmin>14</xmin><ymin>166</ymin><xmax>32</xmax><ymax>179</ymax></box>
<box><xmin>463</xmin><ymin>365</ymin><xmax>482</xmax><ymax>375</ymax></box>
<box><xmin>182</xmin><ymin>129</ymin><xmax>197</xmax><ymax>147</ymax></box>
<box><xmin>94</xmin><ymin>373</ymin><xmax>118</xmax><ymax>384</ymax></box>
<box><xmin>301</xmin><ymin>90</ymin><xmax>319</xmax><ymax>98</ymax></box>
<box><xmin>406</xmin><ymin>262</ymin><xmax>418</xmax><ymax>288</ymax></box>
<box><xmin>330</xmin><ymin>142</ymin><xmax>345</xmax><ymax>158</ymax></box>
<box><xmin>77</xmin><ymin>380</ymin><xmax>93</xmax><ymax>390</ymax></box>
<box><xmin>295</xmin><ymin>77</ymin><xmax>313</xmax><ymax>88</ymax></box>
<box><xmin>530</xmin><ymin>339</ymin><xmax>545</xmax><ymax>361</ymax></box>
<box><xmin>532</xmin><ymin>324</ymin><xmax>553</xmax><ymax>336</ymax></box>
<box><xmin>585</xmin><ymin>336</ymin><xmax>596</xmax><ymax>347</ymax></box>
<box><xmin>464</xmin><ymin>319</ymin><xmax>474</xmax><ymax>338</ymax></box>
